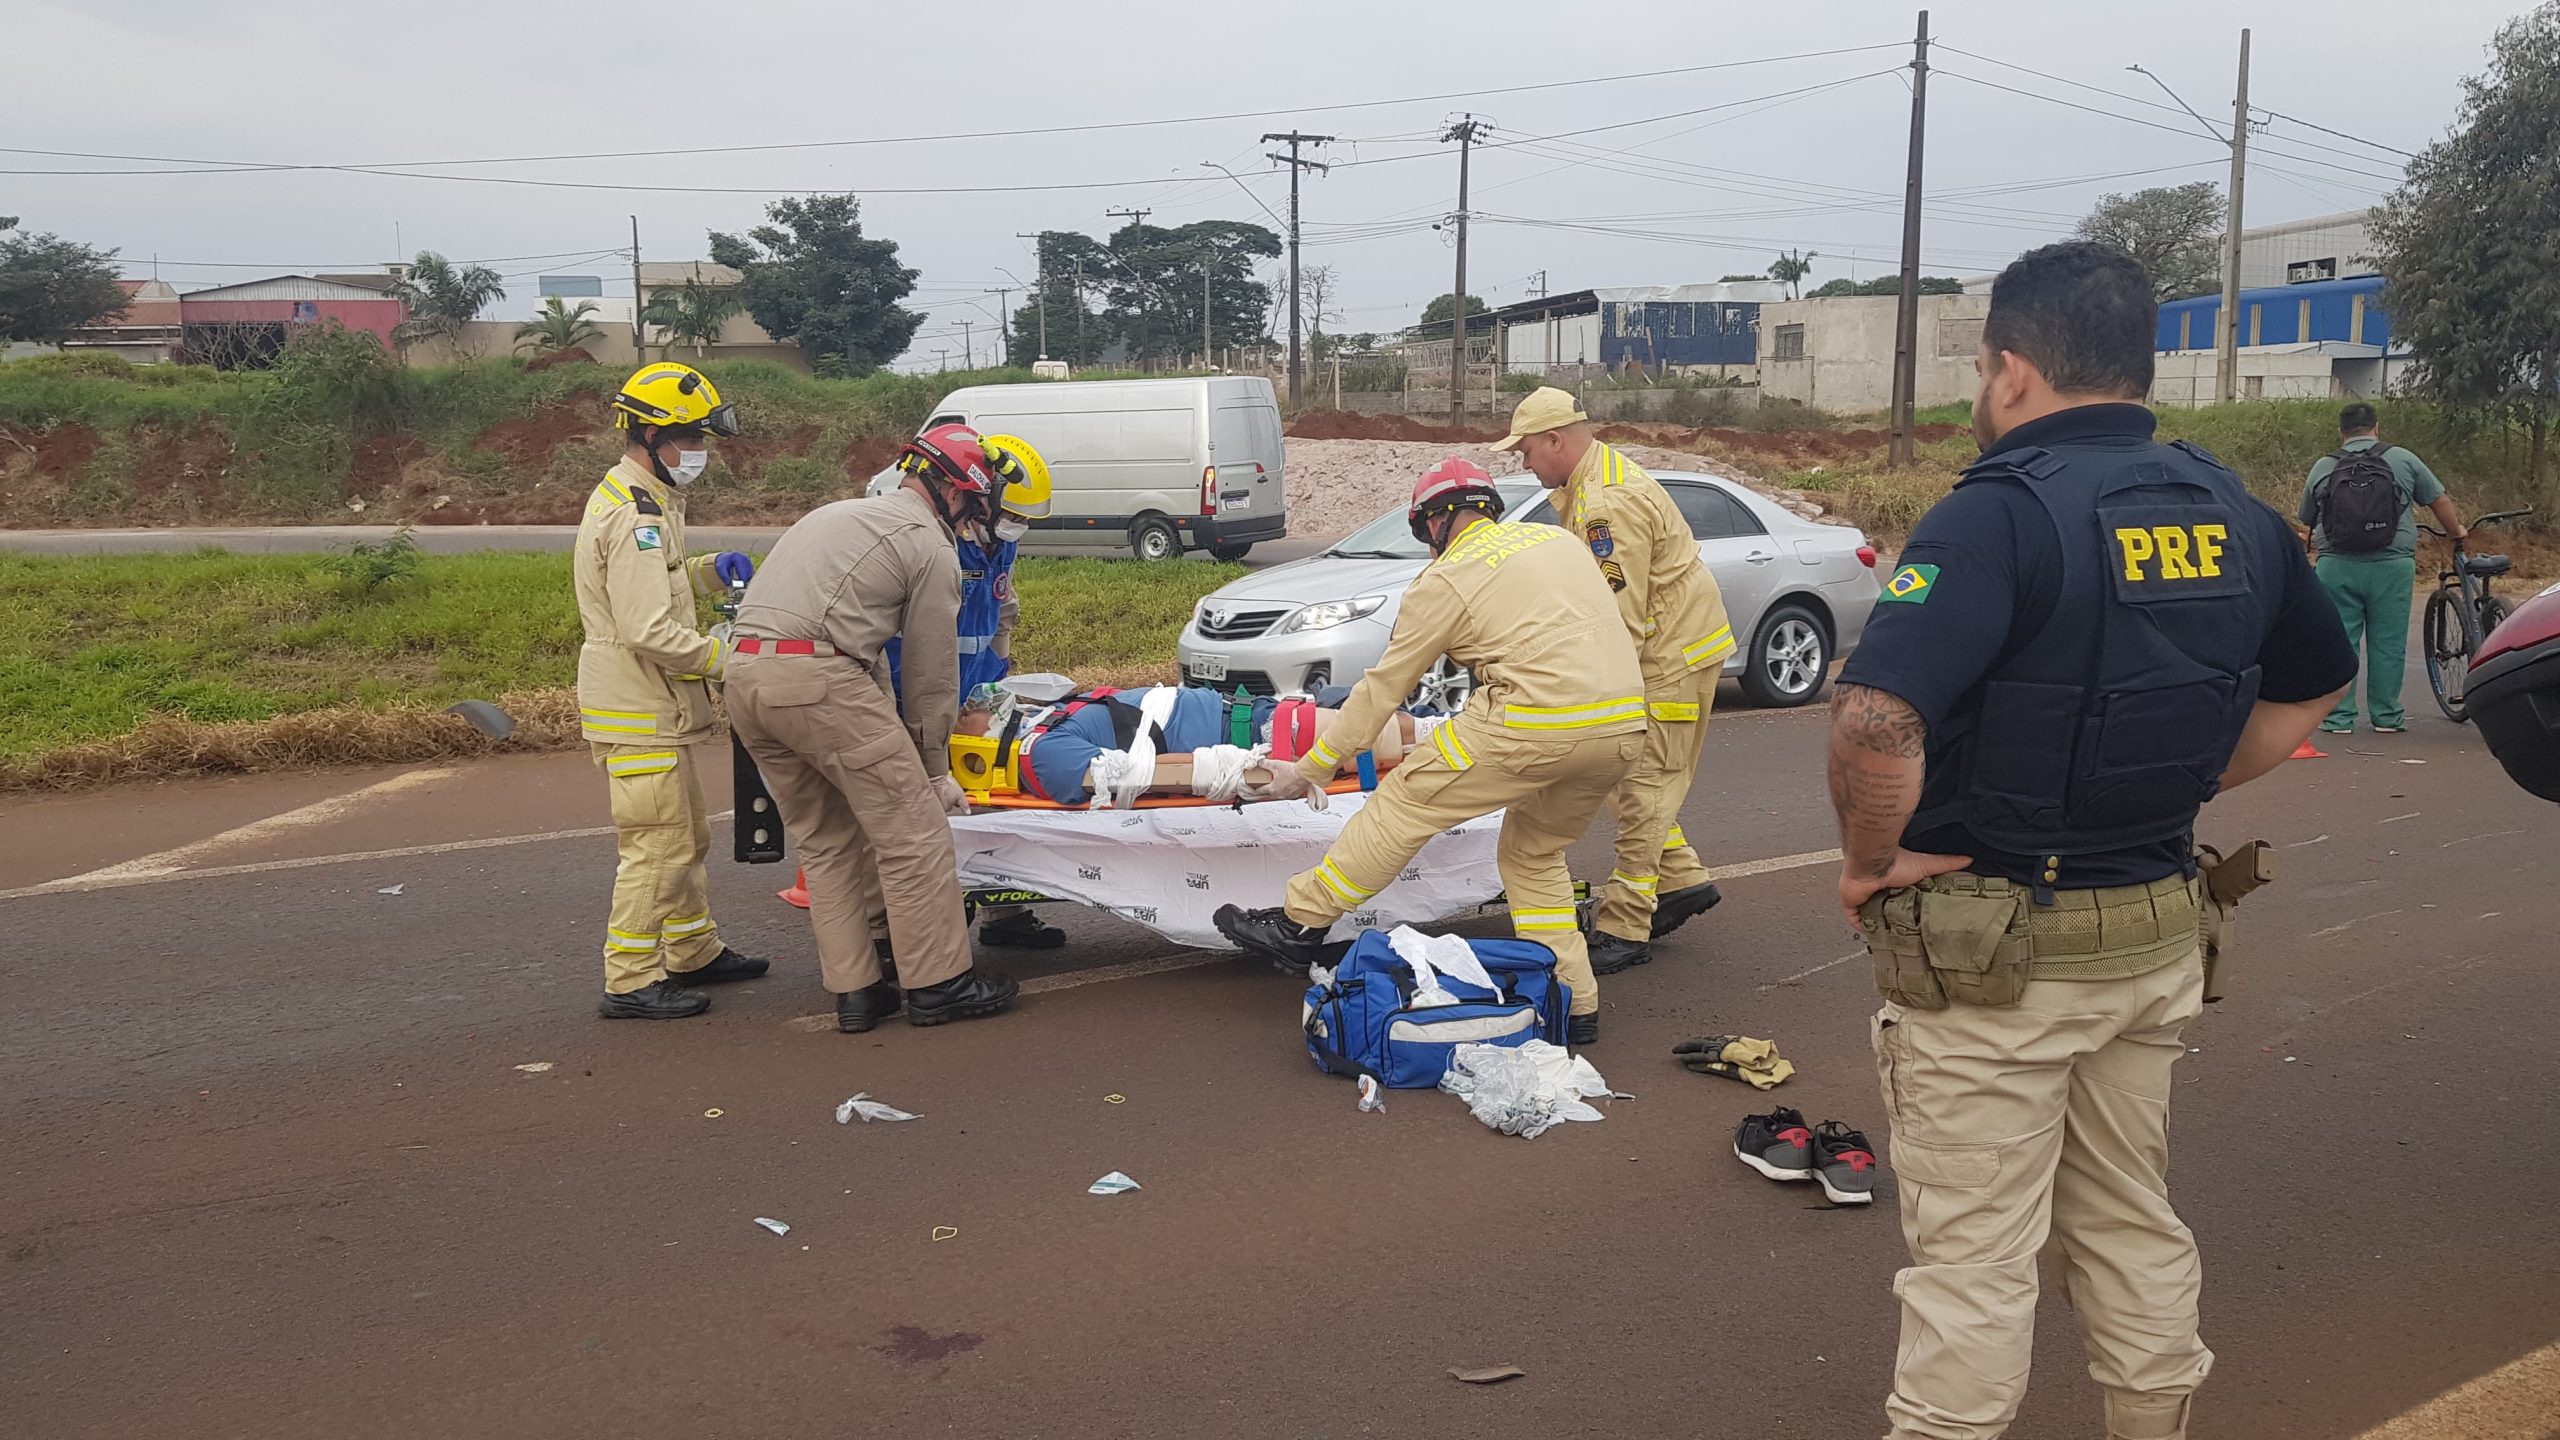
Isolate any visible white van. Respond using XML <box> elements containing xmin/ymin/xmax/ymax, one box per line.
<box><xmin>922</xmin><ymin>377</ymin><xmax>1288</xmax><ymax>561</ymax></box>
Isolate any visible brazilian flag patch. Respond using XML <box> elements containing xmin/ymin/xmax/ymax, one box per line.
<box><xmin>1881</xmin><ymin>563</ymin><xmax>1938</xmax><ymax>603</ymax></box>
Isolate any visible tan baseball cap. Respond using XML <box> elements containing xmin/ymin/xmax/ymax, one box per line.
<box><xmin>1490</xmin><ymin>386</ymin><xmax>1589</xmax><ymax>450</ymax></box>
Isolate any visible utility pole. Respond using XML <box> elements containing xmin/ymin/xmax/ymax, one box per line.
<box><xmin>1261</xmin><ymin>132</ymin><xmax>1335</xmax><ymax>410</ymax></box>
<box><xmin>629</xmin><ymin>215</ymin><xmax>646</xmax><ymax>365</ymax></box>
<box><xmin>1106</xmin><ymin>207</ymin><xmax>1153</xmax><ymax>368</ymax></box>
<box><xmin>960</xmin><ymin>319</ymin><xmax>973</xmax><ymax>370</ymax></box>
<box><xmin>985</xmin><ymin>286</ymin><xmax>1013</xmax><ymax>367</ymax></box>
<box><xmin>1887</xmin><ymin>11</ymin><xmax>1931</xmax><ymax>469</ymax></box>
<box><xmin>1202</xmin><ymin>260</ymin><xmax>1213</xmax><ymax>370</ymax></box>
<box><xmin>1072</xmin><ymin>257</ymin><xmax>1085</xmax><ymax>360</ymax></box>
<box><xmin>2218</xmin><ymin>29</ymin><xmax>2252</xmax><ymax>405</ymax></box>
<box><xmin>1016</xmin><ymin>232</ymin><xmax>1049</xmax><ymax>358</ymax></box>
<box><xmin>934</xmin><ymin>347</ymin><xmax>950</xmax><ymax>373</ymax></box>
<box><xmin>1443</xmin><ymin>115</ymin><xmax>1486</xmax><ymax>425</ymax></box>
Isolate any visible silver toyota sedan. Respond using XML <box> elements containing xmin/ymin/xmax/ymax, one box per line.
<box><xmin>1175</xmin><ymin>474</ymin><xmax>1881</xmax><ymax>709</ymax></box>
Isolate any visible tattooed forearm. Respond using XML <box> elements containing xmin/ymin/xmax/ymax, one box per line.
<box><xmin>1832</xmin><ymin>684</ymin><xmax>1928</xmax><ymax>759</ymax></box>
<box><xmin>1828</xmin><ymin>685</ymin><xmax>1930</xmax><ymax>878</ymax></box>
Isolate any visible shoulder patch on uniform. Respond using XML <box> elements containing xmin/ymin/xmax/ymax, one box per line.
<box><xmin>1881</xmin><ymin>563</ymin><xmax>1938</xmax><ymax>603</ymax></box>
<box><xmin>632</xmin><ymin>491</ymin><xmax>664</xmax><ymax>516</ymax></box>
<box><xmin>1586</xmin><ymin>520</ymin><xmax>1614</xmax><ymax>558</ymax></box>
<box><xmin>1600</xmin><ymin>558</ymin><xmax>1628</xmax><ymax>591</ymax></box>
<box><xmin>634</xmin><ymin>525</ymin><xmax>664</xmax><ymax>552</ymax></box>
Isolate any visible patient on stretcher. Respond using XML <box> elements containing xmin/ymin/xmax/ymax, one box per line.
<box><xmin>952</xmin><ymin>683</ymin><xmax>1434</xmax><ymax>807</ymax></box>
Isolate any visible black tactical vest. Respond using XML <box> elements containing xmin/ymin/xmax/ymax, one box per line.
<box><xmin>1917</xmin><ymin>440</ymin><xmax>2273</xmax><ymax>859</ymax></box>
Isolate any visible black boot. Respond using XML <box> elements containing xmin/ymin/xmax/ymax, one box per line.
<box><xmin>1214</xmin><ymin>904</ymin><xmax>1329</xmax><ymax>975</ymax></box>
<box><xmin>1587</xmin><ymin>932</ymin><xmax>1652</xmax><ymax>976</ymax></box>
<box><xmin>598</xmin><ymin>978</ymin><xmax>711</xmax><ymax>1020</ymax></box>
<box><xmin>979</xmin><ymin>909</ymin><xmax>1067</xmax><ymax>950</ymax></box>
<box><xmin>668</xmin><ymin>947</ymin><xmax>771</xmax><ymax>986</ymax></box>
<box><xmin>1650</xmin><ymin>882</ymin><xmax>1724</xmax><ymax>940</ymax></box>
<box><xmin>905</xmin><ymin>969</ymin><xmax>1021</xmax><ymax>1027</ymax></box>
<box><xmin>1567</xmin><ymin>1011</ymin><xmax>1600</xmax><ymax>1046</ymax></box>
<box><xmin>835</xmin><ymin>980</ymin><xmax>904</xmax><ymax>1034</ymax></box>
<box><xmin>874</xmin><ymin>939</ymin><xmax>898</xmax><ymax>987</ymax></box>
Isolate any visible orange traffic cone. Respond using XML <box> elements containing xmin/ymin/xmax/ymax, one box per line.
<box><xmin>2290</xmin><ymin>737</ymin><xmax>2328</xmax><ymax>760</ymax></box>
<box><xmin>779</xmin><ymin>867</ymin><xmax>811</xmax><ymax>909</ymax></box>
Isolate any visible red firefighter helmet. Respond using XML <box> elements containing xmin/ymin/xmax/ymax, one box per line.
<box><xmin>899</xmin><ymin>423</ymin><xmax>1000</xmax><ymax>495</ymax></box>
<box><xmin>1407</xmin><ymin>456</ymin><xmax>1503</xmax><ymax>547</ymax></box>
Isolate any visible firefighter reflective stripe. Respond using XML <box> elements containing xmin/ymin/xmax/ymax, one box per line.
<box><xmin>1682</xmin><ymin>625</ymin><xmax>1737</xmax><ymax>667</ymax></box>
<box><xmin>1432</xmin><ymin>723</ymin><xmax>1476</xmax><ymax>771</ymax></box>
<box><xmin>1511</xmin><ymin>905</ymin><xmax>1579</xmax><ymax>933</ymax></box>
<box><xmin>1499</xmin><ymin>696</ymin><xmax>1646</xmax><ymax>730</ymax></box>
<box><xmin>1308</xmin><ymin>737</ymin><xmax>1343</xmax><ymax>769</ymax></box>
<box><xmin>596</xmin><ymin>476</ymin><xmax>633</xmax><ymax>507</ymax></box>
<box><xmin>1649</xmin><ymin>700</ymin><xmax>1701</xmax><ymax>721</ymax></box>
<box><xmin>604</xmin><ymin>750</ymin><xmax>680</xmax><ymax>778</ymax></box>
<box><xmin>1664</xmin><ymin>825</ymin><xmax>1688</xmax><ymax>850</ymax></box>
<box><xmin>606</xmin><ymin>928</ymin><xmax>660</xmax><ymax>953</ymax></box>
<box><xmin>1611</xmin><ymin>870</ymin><xmax>1659</xmax><ymax>894</ymax></box>
<box><xmin>661</xmin><ymin>911</ymin><xmax>714</xmax><ymax>940</ymax></box>
<box><xmin>583</xmin><ymin>707</ymin><xmax>659</xmax><ymax>736</ymax></box>
<box><xmin>1600</xmin><ymin>447</ymin><xmax>1631</xmax><ymax>487</ymax></box>
<box><xmin>1313</xmin><ymin>857</ymin><xmax>1374</xmax><ymax>905</ymax></box>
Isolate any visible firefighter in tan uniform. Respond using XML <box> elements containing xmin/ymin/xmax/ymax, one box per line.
<box><xmin>1499</xmin><ymin>387</ymin><xmax>1736</xmax><ymax>974</ymax></box>
<box><xmin>726</xmin><ymin>424</ymin><xmax>1022</xmax><ymax>1034</ymax></box>
<box><xmin>1215</xmin><ymin>458</ymin><xmax>1645</xmax><ymax>1044</ymax></box>
<box><xmin>580</xmin><ymin>362</ymin><xmax>770</xmax><ymax>1020</ymax></box>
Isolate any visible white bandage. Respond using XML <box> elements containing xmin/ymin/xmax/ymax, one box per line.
<box><xmin>1088</xmin><ymin>686</ymin><xmax>1184</xmax><ymax>811</ymax></box>
<box><xmin>1187</xmin><ymin>744</ymin><xmax>1265</xmax><ymax>803</ymax></box>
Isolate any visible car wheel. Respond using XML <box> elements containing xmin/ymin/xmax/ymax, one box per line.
<box><xmin>1739</xmin><ymin>603</ymin><xmax>1830</xmax><ymax>708</ymax></box>
<box><xmin>1129</xmin><ymin>516</ymin><xmax>1181</xmax><ymax>562</ymax></box>
<box><xmin>1208</xmin><ymin>541</ymin><xmax>1253</xmax><ymax>562</ymax></box>
<box><xmin>1407</xmin><ymin>654</ymin><xmax>1475</xmax><ymax>714</ymax></box>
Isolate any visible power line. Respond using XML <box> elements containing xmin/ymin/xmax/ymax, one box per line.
<box><xmin>2251</xmin><ymin>107</ymin><xmax>2417</xmax><ymax>159</ymax></box>
<box><xmin>1933</xmin><ymin>70</ymin><xmax>2403</xmax><ymax>185</ymax></box>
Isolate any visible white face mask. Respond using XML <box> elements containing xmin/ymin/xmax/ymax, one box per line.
<box><xmin>994</xmin><ymin>517</ymin><xmax>1030</xmax><ymax>544</ymax></box>
<box><xmin>662</xmin><ymin>448</ymin><xmax>710</xmax><ymax>486</ymax></box>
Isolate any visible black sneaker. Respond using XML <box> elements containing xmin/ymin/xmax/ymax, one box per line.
<box><xmin>1567</xmin><ymin>1012</ymin><xmax>1599</xmax><ymax>1046</ymax></box>
<box><xmin>597</xmin><ymin>978</ymin><xmax>711</xmax><ymax>1020</ymax></box>
<box><xmin>1733</xmin><ymin>1106</ymin><xmax>1816</xmax><ymax>1182</ymax></box>
<box><xmin>834</xmin><ymin>979</ymin><xmax>903</xmax><ymax>1034</ymax></box>
<box><xmin>1214</xmin><ymin>904</ymin><xmax>1330</xmax><ymax>975</ymax></box>
<box><xmin>1587</xmin><ymin>932</ymin><xmax>1651</xmax><ymax>976</ymax></box>
<box><xmin>667</xmin><ymin>947</ymin><xmax>770</xmax><ymax>986</ymax></box>
<box><xmin>905</xmin><ymin>969</ymin><xmax>1021</xmax><ymax>1027</ymax></box>
<box><xmin>979</xmin><ymin>910</ymin><xmax>1067</xmax><ymax>950</ymax></box>
<box><xmin>1650</xmin><ymin>882</ymin><xmax>1723</xmax><ymax>940</ymax></box>
<box><xmin>1812</xmin><ymin>1120</ymin><xmax>1879</xmax><ymax>1205</ymax></box>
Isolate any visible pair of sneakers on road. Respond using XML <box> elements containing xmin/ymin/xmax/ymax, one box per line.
<box><xmin>1735</xmin><ymin>1107</ymin><xmax>1877</xmax><ymax>1206</ymax></box>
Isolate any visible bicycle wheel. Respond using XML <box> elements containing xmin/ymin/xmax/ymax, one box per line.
<box><xmin>2424</xmin><ymin>587</ymin><xmax>2474</xmax><ymax>722</ymax></box>
<box><xmin>2479</xmin><ymin>594</ymin><xmax>2515</xmax><ymax>643</ymax></box>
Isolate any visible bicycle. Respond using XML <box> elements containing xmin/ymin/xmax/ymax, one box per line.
<box><xmin>2421</xmin><ymin>507</ymin><xmax>2532</xmax><ymax>722</ymax></box>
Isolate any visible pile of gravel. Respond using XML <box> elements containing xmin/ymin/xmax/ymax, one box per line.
<box><xmin>1280</xmin><ymin>438</ymin><xmax>1832</xmax><ymax>543</ymax></box>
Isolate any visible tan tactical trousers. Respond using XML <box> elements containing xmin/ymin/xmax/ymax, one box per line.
<box><xmin>1283</xmin><ymin>724</ymin><xmax>1640</xmax><ymax>1017</ymax></box>
<box><xmin>726</xmin><ymin>655</ymin><xmax>972</xmax><ymax>995</ymax></box>
<box><xmin>1872</xmin><ymin>951</ymin><xmax>2213</xmax><ymax>1440</ymax></box>
<box><xmin>1593</xmin><ymin>670</ymin><xmax>1716</xmax><ymax>942</ymax></box>
<box><xmin>592</xmin><ymin>742</ymin><xmax>723</xmax><ymax>994</ymax></box>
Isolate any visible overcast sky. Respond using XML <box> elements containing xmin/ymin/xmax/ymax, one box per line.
<box><xmin>10</xmin><ymin>0</ymin><xmax>2520</xmax><ymax>370</ymax></box>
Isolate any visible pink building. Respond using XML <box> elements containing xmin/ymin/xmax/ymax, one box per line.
<box><xmin>178</xmin><ymin>275</ymin><xmax>409</xmax><ymax>367</ymax></box>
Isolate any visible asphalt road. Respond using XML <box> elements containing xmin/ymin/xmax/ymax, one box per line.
<box><xmin>0</xmin><ymin>525</ymin><xmax>1333</xmax><ymax>569</ymax></box>
<box><xmin>4</xmin><ymin>683</ymin><xmax>2554</xmax><ymax>1439</ymax></box>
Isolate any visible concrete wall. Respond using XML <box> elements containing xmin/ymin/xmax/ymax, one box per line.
<box><xmin>2149</xmin><ymin>347</ymin><xmax>2352</xmax><ymax>409</ymax></box>
<box><xmin>1754</xmin><ymin>293</ymin><xmax>1987</xmax><ymax>413</ymax></box>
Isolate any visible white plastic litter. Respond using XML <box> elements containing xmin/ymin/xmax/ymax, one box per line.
<box><xmin>1386</xmin><ymin>925</ymin><xmax>1500</xmax><ymax>1000</ymax></box>
<box><xmin>835</xmin><ymin>1093</ymin><xmax>920</xmax><ymax>1124</ymax></box>
<box><xmin>753</xmin><ymin>1217</ymin><xmax>791</xmax><ymax>1236</ymax></box>
<box><xmin>1088</xmin><ymin>1171</ymin><xmax>1142</xmax><ymax>1195</ymax></box>
<box><xmin>1187</xmin><ymin>743</ymin><xmax>1266</xmax><ymax>803</ymax></box>
<box><xmin>376</xmin><ymin>884</ymin><xmax>405</xmax><ymax>896</ymax></box>
<box><xmin>1357</xmin><ymin>1075</ymin><xmax>1387</xmax><ymax>1113</ymax></box>
<box><xmin>1440</xmin><ymin>1041</ymin><xmax>1614</xmax><ymax>1139</ymax></box>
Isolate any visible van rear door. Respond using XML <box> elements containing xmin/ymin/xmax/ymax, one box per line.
<box><xmin>1210</xmin><ymin>381</ymin><xmax>1285</xmax><ymax>523</ymax></box>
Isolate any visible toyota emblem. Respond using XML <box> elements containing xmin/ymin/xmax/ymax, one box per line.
<box><xmin>1206</xmin><ymin>606</ymin><xmax>1230</xmax><ymax>629</ymax></box>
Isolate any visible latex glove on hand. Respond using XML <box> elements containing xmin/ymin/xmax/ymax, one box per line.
<box><xmin>930</xmin><ymin>775</ymin><xmax>972</xmax><ymax>816</ymax></box>
<box><xmin>711</xmin><ymin>552</ymin><xmax>756</xmax><ymax>587</ymax></box>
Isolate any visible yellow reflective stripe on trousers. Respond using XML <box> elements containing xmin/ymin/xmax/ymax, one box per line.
<box><xmin>1499</xmin><ymin>696</ymin><xmax>1646</xmax><ymax>730</ymax></box>
<box><xmin>1511</xmin><ymin>906</ymin><xmax>1579</xmax><ymax>933</ymax></box>
<box><xmin>605</xmin><ymin>928</ymin><xmax>659</xmax><ymax>953</ymax></box>
<box><xmin>1648</xmin><ymin>701</ymin><xmax>1700</xmax><ymax>722</ymax></box>
<box><xmin>1313</xmin><ymin>858</ymin><xmax>1373</xmax><ymax>905</ymax></box>
<box><xmin>605</xmin><ymin>750</ymin><xmax>680</xmax><ymax>778</ymax></box>
<box><xmin>1610</xmin><ymin>870</ymin><xmax>1659</xmax><ymax>894</ymax></box>
<box><xmin>1664</xmin><ymin>825</ymin><xmax>1689</xmax><ymax>851</ymax></box>
<box><xmin>1432</xmin><ymin>723</ymin><xmax>1475</xmax><ymax>771</ymax></box>
<box><xmin>661</xmin><ymin>911</ymin><xmax>714</xmax><ymax>939</ymax></box>
<box><xmin>582</xmin><ymin>707</ymin><xmax>658</xmax><ymax>736</ymax></box>
<box><xmin>1683</xmin><ymin>626</ymin><xmax>1737</xmax><ymax>666</ymax></box>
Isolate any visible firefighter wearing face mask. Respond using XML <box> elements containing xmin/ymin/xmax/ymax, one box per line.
<box><xmin>578</xmin><ymin>362</ymin><xmax>767</xmax><ymax>1020</ymax></box>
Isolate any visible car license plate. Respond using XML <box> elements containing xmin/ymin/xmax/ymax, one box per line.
<box><xmin>1189</xmin><ymin>653</ymin><xmax>1228</xmax><ymax>681</ymax></box>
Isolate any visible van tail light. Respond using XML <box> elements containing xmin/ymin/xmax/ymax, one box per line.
<box><xmin>1856</xmin><ymin>544</ymin><xmax>1878</xmax><ymax>569</ymax></box>
<box><xmin>1201</xmin><ymin>464</ymin><xmax>1218</xmax><ymax>516</ymax></box>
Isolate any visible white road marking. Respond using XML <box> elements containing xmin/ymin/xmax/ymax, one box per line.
<box><xmin>2307</xmin><ymin>908</ymin><xmax>2405</xmax><ymax>940</ymax></box>
<box><xmin>2352</xmin><ymin>1335</ymin><xmax>2560</xmax><ymax>1439</ymax></box>
<box><xmin>1758</xmin><ymin>950</ymin><xmax>1866</xmax><ymax>991</ymax></box>
<box><xmin>52</xmin><ymin>767</ymin><xmax>461</xmax><ymax>884</ymax></box>
<box><xmin>1711</xmin><ymin>847</ymin><xmax>1841</xmax><ymax>879</ymax></box>
<box><xmin>2441</xmin><ymin>829</ymin><xmax>2524</xmax><ymax>849</ymax></box>
<box><xmin>2379</xmin><ymin>811</ymin><xmax>2423</xmax><ymax>824</ymax></box>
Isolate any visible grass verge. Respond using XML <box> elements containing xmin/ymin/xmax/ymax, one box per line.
<box><xmin>0</xmin><ymin>549</ymin><xmax>1239</xmax><ymax>788</ymax></box>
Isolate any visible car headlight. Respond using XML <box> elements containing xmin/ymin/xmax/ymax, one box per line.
<box><xmin>1276</xmin><ymin>595</ymin><xmax>1387</xmax><ymax>633</ymax></box>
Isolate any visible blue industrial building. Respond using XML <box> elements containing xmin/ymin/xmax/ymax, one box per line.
<box><xmin>2155</xmin><ymin>274</ymin><xmax>2391</xmax><ymax>352</ymax></box>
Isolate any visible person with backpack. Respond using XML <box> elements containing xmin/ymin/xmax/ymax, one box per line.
<box><xmin>2298</xmin><ymin>403</ymin><xmax>2470</xmax><ymax>733</ymax></box>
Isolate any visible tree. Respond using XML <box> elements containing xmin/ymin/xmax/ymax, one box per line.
<box><xmin>641</xmin><ymin>279</ymin><xmax>742</xmax><ymax>357</ymax></box>
<box><xmin>1301</xmin><ymin>264</ymin><xmax>1341</xmax><ymax>358</ymax></box>
<box><xmin>1009</xmin><ymin>220</ymin><xmax>1277</xmax><ymax>370</ymax></box>
<box><xmin>710</xmin><ymin>194</ymin><xmax>923</xmax><ymax>377</ymax></box>
<box><xmin>1767</xmin><ymin>249</ymin><xmax>1816</xmax><ymax>300</ymax></box>
<box><xmin>388</xmin><ymin>251</ymin><xmax>506</xmax><ymax>348</ymax></box>
<box><xmin>1418</xmin><ymin>292</ymin><xmax>1489</xmax><ymax>332</ymax></box>
<box><xmin>2374</xmin><ymin>2</ymin><xmax>2560</xmax><ymax>488</ymax></box>
<box><xmin>0</xmin><ymin>230</ymin><xmax>129</xmax><ymax>344</ymax></box>
<box><xmin>514</xmin><ymin>296</ymin><xmax>605</xmax><ymax>354</ymax></box>
<box><xmin>2074</xmin><ymin>182</ymin><xmax>2223</xmax><ymax>299</ymax></box>
<box><xmin>1807</xmin><ymin>275</ymin><xmax>1967</xmax><ymax>298</ymax></box>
